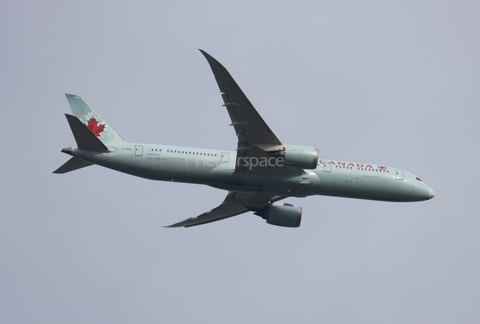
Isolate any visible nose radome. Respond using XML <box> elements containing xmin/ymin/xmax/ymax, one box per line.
<box><xmin>428</xmin><ymin>188</ymin><xmax>435</xmax><ymax>199</ymax></box>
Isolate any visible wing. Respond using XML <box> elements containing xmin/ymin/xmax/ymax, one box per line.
<box><xmin>166</xmin><ymin>191</ymin><xmax>284</xmax><ymax>228</ymax></box>
<box><xmin>200</xmin><ymin>49</ymin><xmax>281</xmax><ymax>147</ymax></box>
<box><xmin>200</xmin><ymin>50</ymin><xmax>301</xmax><ymax>175</ymax></box>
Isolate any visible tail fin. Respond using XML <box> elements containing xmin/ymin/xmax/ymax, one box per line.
<box><xmin>54</xmin><ymin>94</ymin><xmax>121</xmax><ymax>174</ymax></box>
<box><xmin>65</xmin><ymin>94</ymin><xmax>124</xmax><ymax>144</ymax></box>
<box><xmin>53</xmin><ymin>115</ymin><xmax>109</xmax><ymax>174</ymax></box>
<box><xmin>64</xmin><ymin>114</ymin><xmax>109</xmax><ymax>151</ymax></box>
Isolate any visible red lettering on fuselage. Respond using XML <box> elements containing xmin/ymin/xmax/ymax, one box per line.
<box><xmin>318</xmin><ymin>160</ymin><xmax>387</xmax><ymax>170</ymax></box>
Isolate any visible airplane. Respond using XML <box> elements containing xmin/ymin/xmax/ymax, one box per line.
<box><xmin>54</xmin><ymin>50</ymin><xmax>435</xmax><ymax>228</ymax></box>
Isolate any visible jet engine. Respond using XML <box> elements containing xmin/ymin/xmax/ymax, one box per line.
<box><xmin>267</xmin><ymin>145</ymin><xmax>319</xmax><ymax>169</ymax></box>
<box><xmin>255</xmin><ymin>203</ymin><xmax>302</xmax><ymax>228</ymax></box>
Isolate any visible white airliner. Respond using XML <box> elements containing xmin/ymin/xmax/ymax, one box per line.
<box><xmin>54</xmin><ymin>50</ymin><xmax>435</xmax><ymax>228</ymax></box>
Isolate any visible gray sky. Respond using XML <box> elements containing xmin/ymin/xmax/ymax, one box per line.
<box><xmin>1</xmin><ymin>1</ymin><xmax>479</xmax><ymax>323</ymax></box>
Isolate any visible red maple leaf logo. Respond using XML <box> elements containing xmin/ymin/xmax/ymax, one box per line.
<box><xmin>85</xmin><ymin>117</ymin><xmax>105</xmax><ymax>137</ymax></box>
<box><xmin>378</xmin><ymin>165</ymin><xmax>387</xmax><ymax>171</ymax></box>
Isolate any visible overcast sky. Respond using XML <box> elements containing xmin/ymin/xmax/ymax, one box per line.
<box><xmin>1</xmin><ymin>1</ymin><xmax>479</xmax><ymax>323</ymax></box>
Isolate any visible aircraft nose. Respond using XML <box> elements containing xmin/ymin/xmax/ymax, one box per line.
<box><xmin>428</xmin><ymin>188</ymin><xmax>435</xmax><ymax>199</ymax></box>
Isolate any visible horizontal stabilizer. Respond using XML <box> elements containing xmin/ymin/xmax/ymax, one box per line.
<box><xmin>53</xmin><ymin>157</ymin><xmax>93</xmax><ymax>174</ymax></box>
<box><xmin>65</xmin><ymin>94</ymin><xmax>124</xmax><ymax>143</ymax></box>
<box><xmin>65</xmin><ymin>114</ymin><xmax>109</xmax><ymax>152</ymax></box>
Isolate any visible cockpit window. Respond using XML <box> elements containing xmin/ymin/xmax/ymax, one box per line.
<box><xmin>416</xmin><ymin>177</ymin><xmax>422</xmax><ymax>182</ymax></box>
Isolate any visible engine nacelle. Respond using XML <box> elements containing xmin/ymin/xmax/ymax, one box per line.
<box><xmin>268</xmin><ymin>145</ymin><xmax>319</xmax><ymax>169</ymax></box>
<box><xmin>256</xmin><ymin>203</ymin><xmax>302</xmax><ymax>228</ymax></box>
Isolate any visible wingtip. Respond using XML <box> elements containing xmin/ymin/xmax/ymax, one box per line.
<box><xmin>198</xmin><ymin>48</ymin><xmax>210</xmax><ymax>59</ymax></box>
<box><xmin>163</xmin><ymin>224</ymin><xmax>183</xmax><ymax>228</ymax></box>
<box><xmin>155</xmin><ymin>224</ymin><xmax>176</xmax><ymax>228</ymax></box>
<box><xmin>164</xmin><ymin>217</ymin><xmax>199</xmax><ymax>228</ymax></box>
<box><xmin>162</xmin><ymin>220</ymin><xmax>184</xmax><ymax>228</ymax></box>
<box><xmin>198</xmin><ymin>49</ymin><xmax>225</xmax><ymax>70</ymax></box>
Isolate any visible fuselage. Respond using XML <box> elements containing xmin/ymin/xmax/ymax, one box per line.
<box><xmin>67</xmin><ymin>142</ymin><xmax>434</xmax><ymax>203</ymax></box>
<box><xmin>57</xmin><ymin>51</ymin><xmax>435</xmax><ymax>228</ymax></box>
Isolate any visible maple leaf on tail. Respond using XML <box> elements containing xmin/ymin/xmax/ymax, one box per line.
<box><xmin>85</xmin><ymin>117</ymin><xmax>106</xmax><ymax>137</ymax></box>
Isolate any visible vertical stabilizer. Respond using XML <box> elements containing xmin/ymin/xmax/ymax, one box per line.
<box><xmin>65</xmin><ymin>94</ymin><xmax>124</xmax><ymax>144</ymax></box>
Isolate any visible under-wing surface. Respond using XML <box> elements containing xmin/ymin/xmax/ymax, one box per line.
<box><xmin>55</xmin><ymin>50</ymin><xmax>435</xmax><ymax>228</ymax></box>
